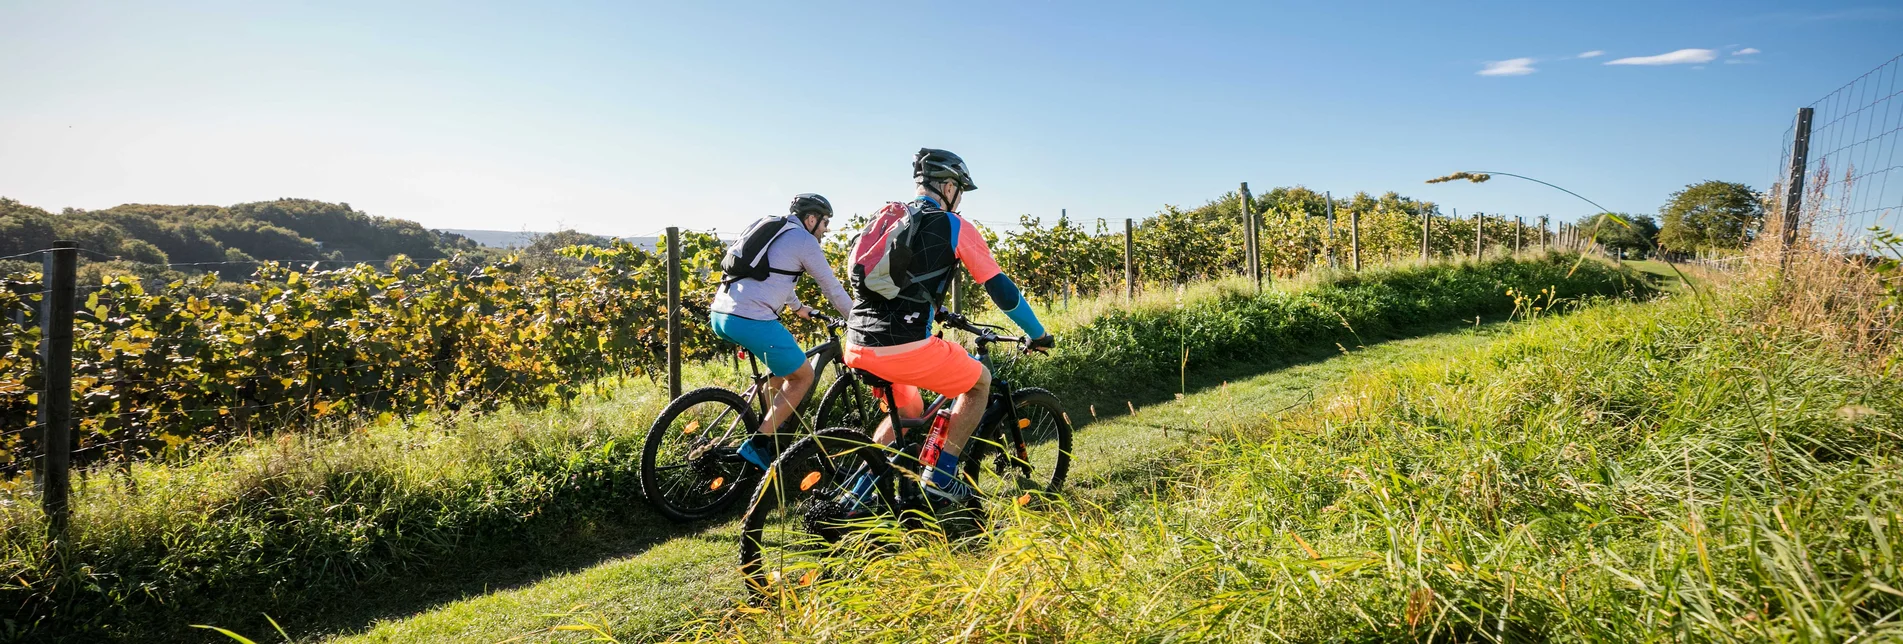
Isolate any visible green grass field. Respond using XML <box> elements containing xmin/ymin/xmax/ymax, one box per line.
<box><xmin>1</xmin><ymin>256</ymin><xmax>1651</xmax><ymax>642</ymax></box>
<box><xmin>687</xmin><ymin>281</ymin><xmax>1903</xmax><ymax>641</ymax></box>
<box><xmin>320</xmin><ymin>316</ymin><xmax>1522</xmax><ymax>642</ymax></box>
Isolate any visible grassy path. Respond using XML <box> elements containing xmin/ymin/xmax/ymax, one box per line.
<box><xmin>320</xmin><ymin>321</ymin><xmax>1520</xmax><ymax>643</ymax></box>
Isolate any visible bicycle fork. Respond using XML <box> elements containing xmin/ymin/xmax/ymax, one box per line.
<box><xmin>980</xmin><ymin>382</ymin><xmax>1033</xmax><ymax>479</ymax></box>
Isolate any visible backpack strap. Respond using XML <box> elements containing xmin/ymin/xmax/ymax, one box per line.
<box><xmin>722</xmin><ymin>216</ymin><xmax>806</xmax><ymax>284</ymax></box>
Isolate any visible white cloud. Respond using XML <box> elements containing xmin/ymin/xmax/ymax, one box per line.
<box><xmin>1732</xmin><ymin>47</ymin><xmax>1760</xmax><ymax>55</ymax></box>
<box><xmin>1576</xmin><ymin>50</ymin><xmax>1605</xmax><ymax>59</ymax></box>
<box><xmin>1605</xmin><ymin>48</ymin><xmax>1718</xmax><ymax>66</ymax></box>
<box><xmin>1478</xmin><ymin>57</ymin><xmax>1538</xmax><ymax>76</ymax></box>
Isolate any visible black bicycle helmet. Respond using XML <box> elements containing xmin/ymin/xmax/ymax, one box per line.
<box><xmin>789</xmin><ymin>193</ymin><xmax>833</xmax><ymax>218</ymax></box>
<box><xmin>913</xmin><ymin>148</ymin><xmax>977</xmax><ymax>191</ymax></box>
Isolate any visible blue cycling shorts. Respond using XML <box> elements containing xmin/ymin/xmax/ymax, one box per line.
<box><xmin>710</xmin><ymin>312</ymin><xmax>807</xmax><ymax>377</ymax></box>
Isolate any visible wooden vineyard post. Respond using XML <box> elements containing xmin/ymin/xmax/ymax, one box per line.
<box><xmin>1124</xmin><ymin>218</ymin><xmax>1135</xmax><ymax>301</ymax></box>
<box><xmin>38</xmin><ymin>241</ymin><xmax>77</xmax><ymax>538</ymax></box>
<box><xmin>1421</xmin><ymin>207</ymin><xmax>1433</xmax><ymax>262</ymax></box>
<box><xmin>1239</xmin><ymin>182</ymin><xmax>1259</xmax><ymax>290</ymax></box>
<box><xmin>1515</xmin><ymin>216</ymin><xmax>1524</xmax><ymax>255</ymax></box>
<box><xmin>949</xmin><ymin>272</ymin><xmax>962</xmax><ymax>315</ymax></box>
<box><xmin>1350</xmin><ymin>207</ymin><xmax>1361</xmax><ymax>271</ymax></box>
<box><xmin>666</xmin><ymin>227</ymin><xmax>681</xmax><ymax>400</ymax></box>
<box><xmin>1475</xmin><ymin>212</ymin><xmax>1485</xmax><ymax>258</ymax></box>
<box><xmin>1540</xmin><ymin>215</ymin><xmax>1549</xmax><ymax>253</ymax></box>
<box><xmin>1325</xmin><ymin>191</ymin><xmax>1337</xmax><ymax>269</ymax></box>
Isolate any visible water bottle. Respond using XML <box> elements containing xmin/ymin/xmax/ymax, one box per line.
<box><xmin>918</xmin><ymin>409</ymin><xmax>953</xmax><ymax>469</ymax></box>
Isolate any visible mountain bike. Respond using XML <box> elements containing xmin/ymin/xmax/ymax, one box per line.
<box><xmin>737</xmin><ymin>310</ymin><xmax>1072</xmax><ymax>593</ymax></box>
<box><xmin>640</xmin><ymin>313</ymin><xmax>867</xmax><ymax>522</ymax></box>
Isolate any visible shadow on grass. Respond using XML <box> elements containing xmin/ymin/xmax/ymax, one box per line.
<box><xmin>173</xmin><ymin>502</ymin><xmax>714</xmax><ymax>643</ymax></box>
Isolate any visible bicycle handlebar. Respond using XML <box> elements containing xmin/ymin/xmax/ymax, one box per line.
<box><xmin>937</xmin><ymin>308</ymin><xmax>1034</xmax><ymax>349</ymax></box>
<box><xmin>807</xmin><ymin>311</ymin><xmax>846</xmax><ymax>329</ymax></box>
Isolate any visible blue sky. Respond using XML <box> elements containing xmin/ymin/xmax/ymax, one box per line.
<box><xmin>2</xmin><ymin>1</ymin><xmax>1898</xmax><ymax>237</ymax></box>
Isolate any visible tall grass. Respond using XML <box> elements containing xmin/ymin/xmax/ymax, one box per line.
<box><xmin>687</xmin><ymin>268</ymin><xmax>1903</xmax><ymax>642</ymax></box>
<box><xmin>0</xmin><ymin>255</ymin><xmax>1647</xmax><ymax>642</ymax></box>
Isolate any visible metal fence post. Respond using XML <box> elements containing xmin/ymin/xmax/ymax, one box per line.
<box><xmin>38</xmin><ymin>240</ymin><xmax>77</xmax><ymax>538</ymax></box>
<box><xmin>1124</xmin><ymin>218</ymin><xmax>1135</xmax><ymax>301</ymax></box>
<box><xmin>666</xmin><ymin>227</ymin><xmax>681</xmax><ymax>400</ymax></box>
<box><xmin>1780</xmin><ymin>107</ymin><xmax>1815</xmax><ymax>268</ymax></box>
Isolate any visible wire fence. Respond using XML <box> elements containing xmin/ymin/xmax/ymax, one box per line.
<box><xmin>1777</xmin><ymin>53</ymin><xmax>1903</xmax><ymax>245</ymax></box>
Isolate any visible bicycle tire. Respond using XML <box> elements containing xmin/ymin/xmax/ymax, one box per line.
<box><xmin>640</xmin><ymin>387</ymin><xmax>760</xmax><ymax>522</ymax></box>
<box><xmin>738</xmin><ymin>427</ymin><xmax>893</xmax><ymax>596</ymax></box>
<box><xmin>813</xmin><ymin>370</ymin><xmax>878</xmax><ymax>434</ymax></box>
<box><xmin>964</xmin><ymin>387</ymin><xmax>1072</xmax><ymax>502</ymax></box>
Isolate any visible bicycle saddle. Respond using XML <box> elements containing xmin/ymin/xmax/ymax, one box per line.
<box><xmin>850</xmin><ymin>368</ymin><xmax>893</xmax><ymax>388</ymax></box>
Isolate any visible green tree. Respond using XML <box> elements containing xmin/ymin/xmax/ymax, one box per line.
<box><xmin>0</xmin><ymin>198</ymin><xmax>58</xmax><ymax>255</ymax></box>
<box><xmin>1657</xmin><ymin>181</ymin><xmax>1764</xmax><ymax>253</ymax></box>
<box><xmin>1577</xmin><ymin>213</ymin><xmax>1659</xmax><ymax>256</ymax></box>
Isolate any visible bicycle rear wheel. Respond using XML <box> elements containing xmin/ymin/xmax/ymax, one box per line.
<box><xmin>641</xmin><ymin>387</ymin><xmax>759</xmax><ymax>522</ymax></box>
<box><xmin>738</xmin><ymin>427</ymin><xmax>894</xmax><ymax>595</ymax></box>
<box><xmin>965</xmin><ymin>387</ymin><xmax>1072</xmax><ymax>503</ymax></box>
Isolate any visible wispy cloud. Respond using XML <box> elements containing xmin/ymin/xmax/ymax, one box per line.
<box><xmin>1576</xmin><ymin>50</ymin><xmax>1605</xmax><ymax>59</ymax></box>
<box><xmin>1605</xmin><ymin>48</ymin><xmax>1718</xmax><ymax>66</ymax></box>
<box><xmin>1732</xmin><ymin>47</ymin><xmax>1760</xmax><ymax>55</ymax></box>
<box><xmin>1478</xmin><ymin>57</ymin><xmax>1537</xmax><ymax>76</ymax></box>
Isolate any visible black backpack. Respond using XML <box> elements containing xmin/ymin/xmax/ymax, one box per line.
<box><xmin>720</xmin><ymin>215</ymin><xmax>805</xmax><ymax>284</ymax></box>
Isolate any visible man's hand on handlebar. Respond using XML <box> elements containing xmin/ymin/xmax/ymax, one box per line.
<box><xmin>800</xmin><ymin>308</ymin><xmax>847</xmax><ymax>329</ymax></box>
<box><xmin>1027</xmin><ymin>333</ymin><xmax>1055</xmax><ymax>354</ymax></box>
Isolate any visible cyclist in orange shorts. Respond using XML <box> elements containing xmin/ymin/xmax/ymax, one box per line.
<box><xmin>842</xmin><ymin>148</ymin><xmax>1054</xmax><ymax>505</ymax></box>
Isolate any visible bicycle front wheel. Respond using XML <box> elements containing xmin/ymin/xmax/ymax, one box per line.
<box><xmin>814</xmin><ymin>371</ymin><xmax>878</xmax><ymax>434</ymax></box>
<box><xmin>739</xmin><ymin>427</ymin><xmax>893</xmax><ymax>596</ymax></box>
<box><xmin>965</xmin><ymin>387</ymin><xmax>1073</xmax><ymax>502</ymax></box>
<box><xmin>641</xmin><ymin>387</ymin><xmax>759</xmax><ymax>522</ymax></box>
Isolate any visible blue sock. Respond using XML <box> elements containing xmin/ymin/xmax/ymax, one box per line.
<box><xmin>843</xmin><ymin>470</ymin><xmax>877</xmax><ymax>510</ymax></box>
<box><xmin>925</xmin><ymin>453</ymin><xmax>970</xmax><ymax>498</ymax></box>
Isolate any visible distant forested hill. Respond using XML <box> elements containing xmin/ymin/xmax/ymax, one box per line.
<box><xmin>0</xmin><ymin>197</ymin><xmax>493</xmax><ymax>268</ymax></box>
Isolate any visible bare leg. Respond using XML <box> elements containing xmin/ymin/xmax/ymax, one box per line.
<box><xmin>871</xmin><ymin>389</ymin><xmax>924</xmax><ymax>446</ymax></box>
<box><xmin>758</xmin><ymin>362</ymin><xmax>814</xmax><ymax>436</ymax></box>
<box><xmin>941</xmin><ymin>366</ymin><xmax>992</xmax><ymax>458</ymax></box>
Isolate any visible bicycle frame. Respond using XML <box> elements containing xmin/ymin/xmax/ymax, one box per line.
<box><xmin>856</xmin><ymin>324</ymin><xmax>1036</xmax><ymax>500</ymax></box>
<box><xmin>730</xmin><ymin>314</ymin><xmax>847</xmax><ymax>431</ymax></box>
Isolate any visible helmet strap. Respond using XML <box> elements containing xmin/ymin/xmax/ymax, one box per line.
<box><xmin>922</xmin><ymin>180</ymin><xmax>958</xmax><ymax>210</ymax></box>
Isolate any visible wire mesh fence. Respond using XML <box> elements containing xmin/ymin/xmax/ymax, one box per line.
<box><xmin>1777</xmin><ymin>53</ymin><xmax>1903</xmax><ymax>245</ymax></box>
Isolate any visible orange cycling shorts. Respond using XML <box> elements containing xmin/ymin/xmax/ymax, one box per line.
<box><xmin>841</xmin><ymin>336</ymin><xmax>984</xmax><ymax>416</ymax></box>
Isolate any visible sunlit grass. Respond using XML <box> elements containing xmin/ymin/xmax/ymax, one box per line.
<box><xmin>685</xmin><ymin>277</ymin><xmax>1903</xmax><ymax>642</ymax></box>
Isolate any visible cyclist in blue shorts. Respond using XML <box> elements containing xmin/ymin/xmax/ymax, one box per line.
<box><xmin>710</xmin><ymin>193</ymin><xmax>854</xmax><ymax>470</ymax></box>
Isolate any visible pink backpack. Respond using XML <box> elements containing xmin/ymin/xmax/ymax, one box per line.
<box><xmin>849</xmin><ymin>201</ymin><xmax>951</xmax><ymax>303</ymax></box>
